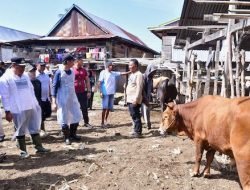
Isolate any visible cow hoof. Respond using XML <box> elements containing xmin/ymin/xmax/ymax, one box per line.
<box><xmin>189</xmin><ymin>170</ymin><xmax>199</xmax><ymax>177</ymax></box>
<box><xmin>203</xmin><ymin>173</ymin><xmax>210</xmax><ymax>178</ymax></box>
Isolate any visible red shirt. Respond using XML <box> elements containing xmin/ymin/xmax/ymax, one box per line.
<box><xmin>73</xmin><ymin>67</ymin><xmax>87</xmax><ymax>93</ymax></box>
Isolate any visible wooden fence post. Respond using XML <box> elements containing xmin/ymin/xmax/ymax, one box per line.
<box><xmin>195</xmin><ymin>61</ymin><xmax>202</xmax><ymax>99</ymax></box>
<box><xmin>213</xmin><ymin>41</ymin><xmax>220</xmax><ymax>95</ymax></box>
<box><xmin>184</xmin><ymin>37</ymin><xmax>191</xmax><ymax>102</ymax></box>
<box><xmin>235</xmin><ymin>47</ymin><xmax>241</xmax><ymax>97</ymax></box>
<box><xmin>241</xmin><ymin>50</ymin><xmax>246</xmax><ymax>96</ymax></box>
<box><xmin>188</xmin><ymin>53</ymin><xmax>196</xmax><ymax>101</ymax></box>
<box><xmin>204</xmin><ymin>47</ymin><xmax>213</xmax><ymax>95</ymax></box>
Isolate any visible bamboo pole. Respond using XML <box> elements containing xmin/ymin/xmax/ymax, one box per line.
<box><xmin>213</xmin><ymin>41</ymin><xmax>221</xmax><ymax>95</ymax></box>
<box><xmin>241</xmin><ymin>50</ymin><xmax>246</xmax><ymax>96</ymax></box>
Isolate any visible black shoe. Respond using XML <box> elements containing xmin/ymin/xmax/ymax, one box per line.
<box><xmin>70</xmin><ymin>135</ymin><xmax>81</xmax><ymax>141</ymax></box>
<box><xmin>130</xmin><ymin>133</ymin><xmax>143</xmax><ymax>138</ymax></box>
<box><xmin>0</xmin><ymin>135</ymin><xmax>5</xmax><ymax>142</ymax></box>
<box><xmin>0</xmin><ymin>153</ymin><xmax>6</xmax><ymax>163</ymax></box>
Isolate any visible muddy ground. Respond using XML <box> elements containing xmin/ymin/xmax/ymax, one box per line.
<box><xmin>0</xmin><ymin>101</ymin><xmax>241</xmax><ymax>190</ymax></box>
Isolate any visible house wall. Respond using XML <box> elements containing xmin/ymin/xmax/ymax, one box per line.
<box><xmin>110</xmin><ymin>41</ymin><xmax>154</xmax><ymax>58</ymax></box>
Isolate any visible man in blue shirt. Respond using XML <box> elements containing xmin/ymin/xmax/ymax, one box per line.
<box><xmin>98</xmin><ymin>61</ymin><xmax>130</xmax><ymax>128</ymax></box>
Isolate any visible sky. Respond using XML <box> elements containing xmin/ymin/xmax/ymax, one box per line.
<box><xmin>0</xmin><ymin>0</ymin><xmax>184</xmax><ymax>52</ymax></box>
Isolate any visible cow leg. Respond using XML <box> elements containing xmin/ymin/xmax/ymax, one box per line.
<box><xmin>190</xmin><ymin>139</ymin><xmax>204</xmax><ymax>177</ymax></box>
<box><xmin>203</xmin><ymin>149</ymin><xmax>216</xmax><ymax>178</ymax></box>
<box><xmin>234</xmin><ymin>157</ymin><xmax>250</xmax><ymax>190</ymax></box>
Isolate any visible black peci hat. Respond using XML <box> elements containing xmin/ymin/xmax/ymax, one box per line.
<box><xmin>11</xmin><ymin>57</ymin><xmax>26</xmax><ymax>66</ymax></box>
<box><xmin>62</xmin><ymin>54</ymin><xmax>75</xmax><ymax>63</ymax></box>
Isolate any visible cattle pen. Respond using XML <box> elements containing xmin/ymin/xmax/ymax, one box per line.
<box><xmin>150</xmin><ymin>0</ymin><xmax>250</xmax><ymax>103</ymax></box>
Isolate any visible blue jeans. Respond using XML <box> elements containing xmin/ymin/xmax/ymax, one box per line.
<box><xmin>128</xmin><ymin>103</ymin><xmax>142</xmax><ymax>134</ymax></box>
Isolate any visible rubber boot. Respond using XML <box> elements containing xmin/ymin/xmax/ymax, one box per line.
<box><xmin>70</xmin><ymin>123</ymin><xmax>81</xmax><ymax>141</ymax></box>
<box><xmin>31</xmin><ymin>134</ymin><xmax>50</xmax><ymax>153</ymax></box>
<box><xmin>16</xmin><ymin>136</ymin><xmax>29</xmax><ymax>158</ymax></box>
<box><xmin>62</xmin><ymin>127</ymin><xmax>71</xmax><ymax>145</ymax></box>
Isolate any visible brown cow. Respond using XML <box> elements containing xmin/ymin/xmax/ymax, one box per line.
<box><xmin>159</xmin><ymin>95</ymin><xmax>250</xmax><ymax>190</ymax></box>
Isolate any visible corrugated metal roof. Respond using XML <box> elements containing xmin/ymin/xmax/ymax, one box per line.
<box><xmin>48</xmin><ymin>4</ymin><xmax>147</xmax><ymax>47</ymax></box>
<box><xmin>0</xmin><ymin>25</ymin><xmax>39</xmax><ymax>43</ymax></box>
<box><xmin>176</xmin><ymin>0</ymin><xmax>229</xmax><ymax>46</ymax></box>
<box><xmin>41</xmin><ymin>35</ymin><xmax>113</xmax><ymax>40</ymax></box>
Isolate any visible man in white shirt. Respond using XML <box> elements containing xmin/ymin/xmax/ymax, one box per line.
<box><xmin>126</xmin><ymin>59</ymin><xmax>144</xmax><ymax>138</ymax></box>
<box><xmin>0</xmin><ymin>57</ymin><xmax>50</xmax><ymax>158</ymax></box>
<box><xmin>98</xmin><ymin>61</ymin><xmax>130</xmax><ymax>128</ymax></box>
<box><xmin>36</xmin><ymin>61</ymin><xmax>52</xmax><ymax>137</ymax></box>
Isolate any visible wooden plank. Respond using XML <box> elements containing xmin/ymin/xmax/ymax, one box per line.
<box><xmin>214</xmin><ymin>13</ymin><xmax>250</xmax><ymax>19</ymax></box>
<box><xmin>193</xmin><ymin>0</ymin><xmax>250</xmax><ymax>6</ymax></box>
<box><xmin>151</xmin><ymin>25</ymin><xmax>226</xmax><ymax>32</ymax></box>
<box><xmin>187</xmin><ymin>29</ymin><xmax>226</xmax><ymax>49</ymax></box>
<box><xmin>187</xmin><ymin>38</ymin><xmax>205</xmax><ymax>50</ymax></box>
<box><xmin>229</xmin><ymin>9</ymin><xmax>250</xmax><ymax>14</ymax></box>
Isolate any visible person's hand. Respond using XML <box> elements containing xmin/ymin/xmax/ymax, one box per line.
<box><xmin>100</xmin><ymin>92</ymin><xmax>103</xmax><ymax>98</ymax></box>
<box><xmin>87</xmin><ymin>92</ymin><xmax>91</xmax><ymax>98</ymax></box>
<box><xmin>5</xmin><ymin>112</ymin><xmax>13</xmax><ymax>122</ymax></box>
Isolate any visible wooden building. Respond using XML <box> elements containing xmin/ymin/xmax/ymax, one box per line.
<box><xmin>150</xmin><ymin>0</ymin><xmax>250</xmax><ymax>102</ymax></box>
<box><xmin>8</xmin><ymin>4</ymin><xmax>158</xmax><ymax>63</ymax></box>
<box><xmin>3</xmin><ymin>4</ymin><xmax>158</xmax><ymax>92</ymax></box>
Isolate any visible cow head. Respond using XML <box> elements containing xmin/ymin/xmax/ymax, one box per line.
<box><xmin>159</xmin><ymin>102</ymin><xmax>178</xmax><ymax>136</ymax></box>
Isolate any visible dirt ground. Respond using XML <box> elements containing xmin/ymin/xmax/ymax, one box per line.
<box><xmin>0</xmin><ymin>101</ymin><xmax>242</xmax><ymax>190</ymax></box>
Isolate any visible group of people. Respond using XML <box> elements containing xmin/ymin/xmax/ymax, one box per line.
<box><xmin>0</xmin><ymin>55</ymin><xmax>156</xmax><ymax>159</ymax></box>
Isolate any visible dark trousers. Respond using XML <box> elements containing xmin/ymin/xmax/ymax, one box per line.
<box><xmin>88</xmin><ymin>92</ymin><xmax>94</xmax><ymax>109</ymax></box>
<box><xmin>40</xmin><ymin>99</ymin><xmax>52</xmax><ymax>131</ymax></box>
<box><xmin>128</xmin><ymin>103</ymin><xmax>142</xmax><ymax>134</ymax></box>
<box><xmin>76</xmin><ymin>92</ymin><xmax>89</xmax><ymax>124</ymax></box>
<box><xmin>41</xmin><ymin>99</ymin><xmax>52</xmax><ymax>121</ymax></box>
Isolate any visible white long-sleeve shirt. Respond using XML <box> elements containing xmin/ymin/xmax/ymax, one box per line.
<box><xmin>0</xmin><ymin>69</ymin><xmax>39</xmax><ymax>113</ymax></box>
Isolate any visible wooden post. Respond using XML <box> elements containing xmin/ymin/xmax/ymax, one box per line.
<box><xmin>221</xmin><ymin>70</ymin><xmax>226</xmax><ymax>97</ymax></box>
<box><xmin>103</xmin><ymin>47</ymin><xmax>107</xmax><ymax>69</ymax></box>
<box><xmin>176</xmin><ymin>62</ymin><xmax>181</xmax><ymax>92</ymax></box>
<box><xmin>204</xmin><ymin>47</ymin><xmax>213</xmax><ymax>95</ymax></box>
<box><xmin>185</xmin><ymin>37</ymin><xmax>191</xmax><ymax>102</ymax></box>
<box><xmin>195</xmin><ymin>61</ymin><xmax>202</xmax><ymax>99</ymax></box>
<box><xmin>225</xmin><ymin>0</ymin><xmax>236</xmax><ymax>98</ymax></box>
<box><xmin>213</xmin><ymin>41</ymin><xmax>221</xmax><ymax>95</ymax></box>
<box><xmin>235</xmin><ymin>47</ymin><xmax>241</xmax><ymax>97</ymax></box>
<box><xmin>241</xmin><ymin>49</ymin><xmax>246</xmax><ymax>96</ymax></box>
<box><xmin>188</xmin><ymin>53</ymin><xmax>196</xmax><ymax>101</ymax></box>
